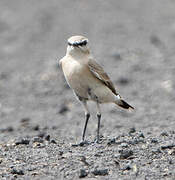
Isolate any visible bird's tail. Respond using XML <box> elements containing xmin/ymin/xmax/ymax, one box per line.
<box><xmin>115</xmin><ymin>95</ymin><xmax>134</xmax><ymax>110</ymax></box>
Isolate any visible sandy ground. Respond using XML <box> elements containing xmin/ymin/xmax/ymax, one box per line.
<box><xmin>0</xmin><ymin>0</ymin><xmax>175</xmax><ymax>179</ymax></box>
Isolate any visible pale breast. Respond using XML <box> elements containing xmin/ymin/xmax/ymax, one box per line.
<box><xmin>62</xmin><ymin>59</ymin><xmax>90</xmax><ymax>97</ymax></box>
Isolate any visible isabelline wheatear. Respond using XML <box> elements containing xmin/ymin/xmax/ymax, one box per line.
<box><xmin>59</xmin><ymin>35</ymin><xmax>134</xmax><ymax>142</ymax></box>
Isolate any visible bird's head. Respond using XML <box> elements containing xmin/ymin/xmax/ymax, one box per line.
<box><xmin>66</xmin><ymin>35</ymin><xmax>90</xmax><ymax>57</ymax></box>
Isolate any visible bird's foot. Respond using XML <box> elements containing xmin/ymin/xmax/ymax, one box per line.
<box><xmin>94</xmin><ymin>139</ymin><xmax>101</xmax><ymax>144</ymax></box>
<box><xmin>71</xmin><ymin>140</ymin><xmax>90</xmax><ymax>147</ymax></box>
<box><xmin>79</xmin><ymin>140</ymin><xmax>90</xmax><ymax>146</ymax></box>
<box><xmin>94</xmin><ymin>137</ymin><xmax>101</xmax><ymax>144</ymax></box>
<box><xmin>94</xmin><ymin>135</ymin><xmax>104</xmax><ymax>144</ymax></box>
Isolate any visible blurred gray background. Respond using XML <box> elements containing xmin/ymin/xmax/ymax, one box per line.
<box><xmin>0</xmin><ymin>0</ymin><xmax>175</xmax><ymax>140</ymax></box>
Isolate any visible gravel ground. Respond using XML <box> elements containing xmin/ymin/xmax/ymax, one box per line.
<box><xmin>0</xmin><ymin>0</ymin><xmax>175</xmax><ymax>179</ymax></box>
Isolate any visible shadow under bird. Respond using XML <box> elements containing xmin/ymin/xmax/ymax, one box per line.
<box><xmin>59</xmin><ymin>35</ymin><xmax>134</xmax><ymax>143</ymax></box>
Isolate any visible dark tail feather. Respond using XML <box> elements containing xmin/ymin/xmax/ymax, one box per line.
<box><xmin>116</xmin><ymin>99</ymin><xmax>134</xmax><ymax>110</ymax></box>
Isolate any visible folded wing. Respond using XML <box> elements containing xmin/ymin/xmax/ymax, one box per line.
<box><xmin>88</xmin><ymin>59</ymin><xmax>117</xmax><ymax>95</ymax></box>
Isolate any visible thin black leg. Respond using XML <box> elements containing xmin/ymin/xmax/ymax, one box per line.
<box><xmin>82</xmin><ymin>113</ymin><xmax>90</xmax><ymax>141</ymax></box>
<box><xmin>97</xmin><ymin>113</ymin><xmax>101</xmax><ymax>143</ymax></box>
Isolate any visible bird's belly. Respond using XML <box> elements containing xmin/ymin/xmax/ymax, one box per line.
<box><xmin>69</xmin><ymin>75</ymin><xmax>89</xmax><ymax>98</ymax></box>
<box><xmin>71</xmin><ymin>78</ymin><xmax>115</xmax><ymax>103</ymax></box>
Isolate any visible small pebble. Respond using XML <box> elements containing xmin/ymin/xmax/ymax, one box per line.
<box><xmin>120</xmin><ymin>143</ymin><xmax>128</xmax><ymax>148</ymax></box>
<box><xmin>114</xmin><ymin>160</ymin><xmax>120</xmax><ymax>166</ymax></box>
<box><xmin>59</xmin><ymin>104</ymin><xmax>69</xmax><ymax>114</ymax></box>
<box><xmin>45</xmin><ymin>135</ymin><xmax>50</xmax><ymax>141</ymax></box>
<box><xmin>107</xmin><ymin>138</ymin><xmax>116</xmax><ymax>145</ymax></box>
<box><xmin>15</xmin><ymin>138</ymin><xmax>30</xmax><ymax>145</ymax></box>
<box><xmin>80</xmin><ymin>156</ymin><xmax>90</xmax><ymax>166</ymax></box>
<box><xmin>169</xmin><ymin>159</ymin><xmax>173</xmax><ymax>164</ymax></box>
<box><xmin>117</xmin><ymin>77</ymin><xmax>129</xmax><ymax>86</ymax></box>
<box><xmin>59</xmin><ymin>151</ymin><xmax>63</xmax><ymax>156</ymax></box>
<box><xmin>0</xmin><ymin>126</ymin><xmax>14</xmax><ymax>132</ymax></box>
<box><xmin>129</xmin><ymin>127</ymin><xmax>136</xmax><ymax>134</ymax></box>
<box><xmin>51</xmin><ymin>139</ymin><xmax>57</xmax><ymax>144</ymax></box>
<box><xmin>32</xmin><ymin>137</ymin><xmax>44</xmax><ymax>143</ymax></box>
<box><xmin>138</xmin><ymin>132</ymin><xmax>145</xmax><ymax>138</ymax></box>
<box><xmin>91</xmin><ymin>169</ymin><xmax>108</xmax><ymax>176</ymax></box>
<box><xmin>79</xmin><ymin>141</ymin><xmax>90</xmax><ymax>146</ymax></box>
<box><xmin>112</xmin><ymin>53</ymin><xmax>122</xmax><ymax>61</ymax></box>
<box><xmin>33</xmin><ymin>142</ymin><xmax>45</xmax><ymax>148</ymax></box>
<box><xmin>119</xmin><ymin>149</ymin><xmax>133</xmax><ymax>159</ymax></box>
<box><xmin>122</xmin><ymin>163</ymin><xmax>132</xmax><ymax>171</ymax></box>
<box><xmin>79</xmin><ymin>169</ymin><xmax>88</xmax><ymax>178</ymax></box>
<box><xmin>160</xmin><ymin>131</ymin><xmax>169</xmax><ymax>136</ymax></box>
<box><xmin>20</xmin><ymin>118</ymin><xmax>30</xmax><ymax>123</ymax></box>
<box><xmin>0</xmin><ymin>72</ymin><xmax>8</xmax><ymax>80</ymax></box>
<box><xmin>151</xmin><ymin>138</ymin><xmax>158</xmax><ymax>144</ymax></box>
<box><xmin>52</xmin><ymin>126</ymin><xmax>57</xmax><ymax>130</ymax></box>
<box><xmin>0</xmin><ymin>158</ymin><xmax>3</xmax><ymax>164</ymax></box>
<box><xmin>152</xmin><ymin>148</ymin><xmax>161</xmax><ymax>154</ymax></box>
<box><xmin>150</xmin><ymin>35</ymin><xmax>162</xmax><ymax>46</ymax></box>
<box><xmin>33</xmin><ymin>125</ymin><xmax>39</xmax><ymax>131</ymax></box>
<box><xmin>20</xmin><ymin>118</ymin><xmax>30</xmax><ymax>127</ymax></box>
<box><xmin>161</xmin><ymin>143</ymin><xmax>175</xmax><ymax>150</ymax></box>
<box><xmin>11</xmin><ymin>168</ymin><xmax>24</xmax><ymax>175</ymax></box>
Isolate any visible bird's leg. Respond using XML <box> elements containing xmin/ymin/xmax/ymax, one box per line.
<box><xmin>81</xmin><ymin>100</ymin><xmax>90</xmax><ymax>142</ymax></box>
<box><xmin>96</xmin><ymin>102</ymin><xmax>101</xmax><ymax>143</ymax></box>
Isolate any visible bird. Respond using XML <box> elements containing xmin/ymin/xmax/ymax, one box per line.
<box><xmin>59</xmin><ymin>35</ymin><xmax>134</xmax><ymax>143</ymax></box>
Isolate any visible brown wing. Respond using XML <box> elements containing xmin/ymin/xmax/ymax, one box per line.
<box><xmin>88</xmin><ymin>59</ymin><xmax>117</xmax><ymax>95</ymax></box>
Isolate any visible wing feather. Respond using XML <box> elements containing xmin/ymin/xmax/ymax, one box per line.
<box><xmin>88</xmin><ymin>59</ymin><xmax>117</xmax><ymax>95</ymax></box>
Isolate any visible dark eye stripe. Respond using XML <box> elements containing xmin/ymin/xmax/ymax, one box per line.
<box><xmin>68</xmin><ymin>40</ymin><xmax>87</xmax><ymax>46</ymax></box>
<box><xmin>68</xmin><ymin>42</ymin><xmax>73</xmax><ymax>46</ymax></box>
